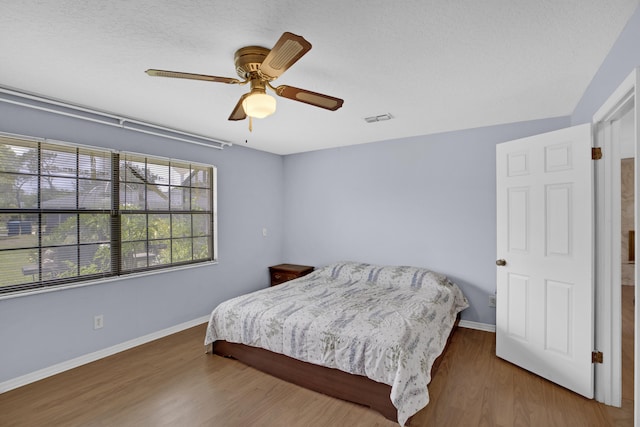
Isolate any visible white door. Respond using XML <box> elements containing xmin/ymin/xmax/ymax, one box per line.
<box><xmin>496</xmin><ymin>124</ymin><xmax>594</xmax><ymax>398</ymax></box>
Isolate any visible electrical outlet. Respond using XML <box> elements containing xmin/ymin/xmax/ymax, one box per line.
<box><xmin>94</xmin><ymin>314</ymin><xmax>104</xmax><ymax>330</ymax></box>
<box><xmin>489</xmin><ymin>295</ymin><xmax>496</xmax><ymax>308</ymax></box>
<box><xmin>262</xmin><ymin>227</ymin><xmax>268</xmax><ymax>237</ymax></box>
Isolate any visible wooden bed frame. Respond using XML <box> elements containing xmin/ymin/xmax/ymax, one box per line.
<box><xmin>209</xmin><ymin>316</ymin><xmax>460</xmax><ymax>424</ymax></box>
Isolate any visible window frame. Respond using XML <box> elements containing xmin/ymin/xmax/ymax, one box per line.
<box><xmin>0</xmin><ymin>134</ymin><xmax>217</xmax><ymax>296</ymax></box>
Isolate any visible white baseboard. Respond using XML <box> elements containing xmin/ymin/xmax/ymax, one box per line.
<box><xmin>459</xmin><ymin>320</ymin><xmax>496</xmax><ymax>333</ymax></box>
<box><xmin>0</xmin><ymin>315</ymin><xmax>209</xmax><ymax>394</ymax></box>
<box><xmin>1</xmin><ymin>315</ymin><xmax>494</xmax><ymax>394</ymax></box>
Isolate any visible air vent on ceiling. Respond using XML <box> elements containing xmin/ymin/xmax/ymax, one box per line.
<box><xmin>364</xmin><ymin>113</ymin><xmax>393</xmax><ymax>123</ymax></box>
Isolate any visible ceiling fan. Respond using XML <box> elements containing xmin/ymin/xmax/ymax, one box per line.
<box><xmin>146</xmin><ymin>32</ymin><xmax>344</xmax><ymax>129</ymax></box>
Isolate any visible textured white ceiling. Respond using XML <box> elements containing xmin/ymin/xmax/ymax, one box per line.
<box><xmin>0</xmin><ymin>1</ymin><xmax>638</xmax><ymax>155</ymax></box>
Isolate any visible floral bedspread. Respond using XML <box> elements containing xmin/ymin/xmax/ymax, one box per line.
<box><xmin>205</xmin><ymin>261</ymin><xmax>468</xmax><ymax>426</ymax></box>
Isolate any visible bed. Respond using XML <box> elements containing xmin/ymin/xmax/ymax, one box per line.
<box><xmin>204</xmin><ymin>261</ymin><xmax>468</xmax><ymax>426</ymax></box>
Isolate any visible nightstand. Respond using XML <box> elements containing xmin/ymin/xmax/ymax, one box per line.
<box><xmin>269</xmin><ymin>264</ymin><xmax>314</xmax><ymax>286</ymax></box>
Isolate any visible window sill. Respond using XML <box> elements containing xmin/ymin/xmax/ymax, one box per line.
<box><xmin>0</xmin><ymin>260</ymin><xmax>218</xmax><ymax>301</ymax></box>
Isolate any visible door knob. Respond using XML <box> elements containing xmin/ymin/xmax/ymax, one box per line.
<box><xmin>496</xmin><ymin>259</ymin><xmax>507</xmax><ymax>266</ymax></box>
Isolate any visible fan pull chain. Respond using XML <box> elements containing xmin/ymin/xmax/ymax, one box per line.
<box><xmin>248</xmin><ymin>116</ymin><xmax>253</xmax><ymax>132</ymax></box>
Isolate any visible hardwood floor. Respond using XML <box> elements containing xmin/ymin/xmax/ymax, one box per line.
<box><xmin>0</xmin><ymin>309</ymin><xmax>634</xmax><ymax>427</ymax></box>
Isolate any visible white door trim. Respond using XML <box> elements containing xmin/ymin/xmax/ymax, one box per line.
<box><xmin>591</xmin><ymin>68</ymin><xmax>638</xmax><ymax>413</ymax></box>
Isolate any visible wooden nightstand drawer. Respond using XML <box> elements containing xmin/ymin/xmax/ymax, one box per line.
<box><xmin>270</xmin><ymin>272</ymin><xmax>298</xmax><ymax>285</ymax></box>
<box><xmin>269</xmin><ymin>264</ymin><xmax>314</xmax><ymax>286</ymax></box>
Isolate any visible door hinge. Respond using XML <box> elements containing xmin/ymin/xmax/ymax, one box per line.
<box><xmin>592</xmin><ymin>147</ymin><xmax>602</xmax><ymax>160</ymax></box>
<box><xmin>592</xmin><ymin>351</ymin><xmax>603</xmax><ymax>364</ymax></box>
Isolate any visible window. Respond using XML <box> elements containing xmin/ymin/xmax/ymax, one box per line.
<box><xmin>0</xmin><ymin>135</ymin><xmax>216</xmax><ymax>294</ymax></box>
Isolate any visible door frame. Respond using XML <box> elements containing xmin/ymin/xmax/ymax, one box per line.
<box><xmin>592</xmin><ymin>68</ymin><xmax>639</xmax><ymax>413</ymax></box>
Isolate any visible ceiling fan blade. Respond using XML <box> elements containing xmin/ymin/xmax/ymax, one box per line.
<box><xmin>146</xmin><ymin>69</ymin><xmax>240</xmax><ymax>84</ymax></box>
<box><xmin>228</xmin><ymin>94</ymin><xmax>248</xmax><ymax>121</ymax></box>
<box><xmin>259</xmin><ymin>32</ymin><xmax>312</xmax><ymax>80</ymax></box>
<box><xmin>274</xmin><ymin>85</ymin><xmax>344</xmax><ymax>111</ymax></box>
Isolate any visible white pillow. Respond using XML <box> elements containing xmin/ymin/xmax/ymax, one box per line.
<box><xmin>364</xmin><ymin>264</ymin><xmax>449</xmax><ymax>289</ymax></box>
<box><xmin>312</xmin><ymin>261</ymin><xmax>371</xmax><ymax>281</ymax></box>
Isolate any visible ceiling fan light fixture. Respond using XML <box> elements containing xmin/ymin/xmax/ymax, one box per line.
<box><xmin>242</xmin><ymin>93</ymin><xmax>276</xmax><ymax>118</ymax></box>
<box><xmin>146</xmin><ymin>32</ymin><xmax>343</xmax><ymax>123</ymax></box>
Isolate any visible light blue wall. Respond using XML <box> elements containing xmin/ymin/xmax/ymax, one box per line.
<box><xmin>571</xmin><ymin>3</ymin><xmax>640</xmax><ymax>124</ymax></box>
<box><xmin>0</xmin><ymin>102</ymin><xmax>284</xmax><ymax>383</ymax></box>
<box><xmin>282</xmin><ymin>117</ymin><xmax>570</xmax><ymax>325</ymax></box>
